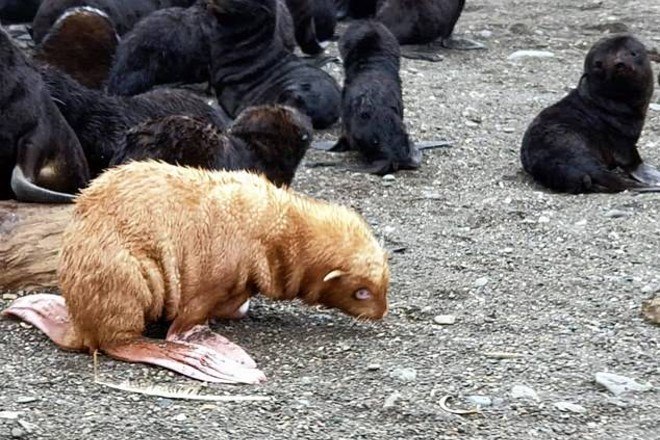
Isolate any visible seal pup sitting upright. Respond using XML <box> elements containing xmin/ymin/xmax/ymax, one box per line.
<box><xmin>0</xmin><ymin>25</ymin><xmax>89</xmax><ymax>203</ymax></box>
<box><xmin>110</xmin><ymin>105</ymin><xmax>313</xmax><ymax>187</ymax></box>
<box><xmin>209</xmin><ymin>0</ymin><xmax>341</xmax><ymax>129</ymax></box>
<box><xmin>2</xmin><ymin>160</ymin><xmax>390</xmax><ymax>384</ymax></box>
<box><xmin>521</xmin><ymin>34</ymin><xmax>659</xmax><ymax>194</ymax></box>
<box><xmin>330</xmin><ymin>20</ymin><xmax>421</xmax><ymax>175</ymax></box>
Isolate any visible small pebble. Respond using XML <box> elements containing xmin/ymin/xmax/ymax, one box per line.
<box><xmin>11</xmin><ymin>428</ymin><xmax>24</xmax><ymax>439</ymax></box>
<box><xmin>465</xmin><ymin>120</ymin><xmax>479</xmax><ymax>128</ymax></box>
<box><xmin>604</xmin><ymin>209</ymin><xmax>630</xmax><ymax>218</ymax></box>
<box><xmin>474</xmin><ymin>277</ymin><xmax>489</xmax><ymax>288</ymax></box>
<box><xmin>538</xmin><ymin>215</ymin><xmax>550</xmax><ymax>223</ymax></box>
<box><xmin>502</xmin><ymin>127</ymin><xmax>515</xmax><ymax>133</ymax></box>
<box><xmin>433</xmin><ymin>315</ymin><xmax>456</xmax><ymax>325</ymax></box>
<box><xmin>0</xmin><ymin>411</ymin><xmax>22</xmax><ymax>420</ymax></box>
<box><xmin>465</xmin><ymin>395</ymin><xmax>492</xmax><ymax>407</ymax></box>
<box><xmin>390</xmin><ymin>367</ymin><xmax>417</xmax><ymax>382</ymax></box>
<box><xmin>511</xmin><ymin>385</ymin><xmax>540</xmax><ymax>402</ymax></box>
<box><xmin>554</xmin><ymin>401</ymin><xmax>587</xmax><ymax>414</ymax></box>
<box><xmin>508</xmin><ymin>50</ymin><xmax>555</xmax><ymax>60</ymax></box>
<box><xmin>383</xmin><ymin>391</ymin><xmax>401</xmax><ymax>409</ymax></box>
<box><xmin>650</xmin><ymin>103</ymin><xmax>660</xmax><ymax>112</ymax></box>
<box><xmin>2</xmin><ymin>293</ymin><xmax>18</xmax><ymax>300</ymax></box>
<box><xmin>366</xmin><ymin>363</ymin><xmax>382</xmax><ymax>371</ymax></box>
<box><xmin>15</xmin><ymin>396</ymin><xmax>38</xmax><ymax>404</ymax></box>
<box><xmin>479</xmin><ymin>30</ymin><xmax>493</xmax><ymax>39</ymax></box>
<box><xmin>173</xmin><ymin>414</ymin><xmax>187</xmax><ymax>422</ymax></box>
<box><xmin>595</xmin><ymin>372</ymin><xmax>653</xmax><ymax>396</ymax></box>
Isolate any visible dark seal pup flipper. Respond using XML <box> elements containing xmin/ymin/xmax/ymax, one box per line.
<box><xmin>441</xmin><ymin>36</ymin><xmax>487</xmax><ymax>51</ymax></box>
<box><xmin>630</xmin><ymin>162</ymin><xmax>660</xmax><ymax>186</ymax></box>
<box><xmin>311</xmin><ymin>137</ymin><xmax>351</xmax><ymax>152</ymax></box>
<box><xmin>11</xmin><ymin>166</ymin><xmax>76</xmax><ymax>203</ymax></box>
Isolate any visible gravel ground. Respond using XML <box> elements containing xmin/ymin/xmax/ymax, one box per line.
<box><xmin>1</xmin><ymin>1</ymin><xmax>660</xmax><ymax>439</ymax></box>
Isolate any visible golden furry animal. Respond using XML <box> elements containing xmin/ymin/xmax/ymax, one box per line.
<box><xmin>3</xmin><ymin>161</ymin><xmax>389</xmax><ymax>384</ymax></box>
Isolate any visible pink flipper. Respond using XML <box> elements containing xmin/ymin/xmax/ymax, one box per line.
<box><xmin>1</xmin><ymin>294</ymin><xmax>82</xmax><ymax>351</ymax></box>
<box><xmin>167</xmin><ymin>323</ymin><xmax>257</xmax><ymax>369</ymax></box>
<box><xmin>103</xmin><ymin>338</ymin><xmax>266</xmax><ymax>384</ymax></box>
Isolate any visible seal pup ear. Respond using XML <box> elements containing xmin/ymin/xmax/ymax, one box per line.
<box><xmin>323</xmin><ymin>270</ymin><xmax>346</xmax><ymax>282</ymax></box>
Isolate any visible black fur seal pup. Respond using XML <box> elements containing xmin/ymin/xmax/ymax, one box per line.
<box><xmin>521</xmin><ymin>34</ymin><xmax>659</xmax><ymax>194</ymax></box>
<box><xmin>283</xmin><ymin>0</ymin><xmax>324</xmax><ymax>55</ymax></box>
<box><xmin>106</xmin><ymin>0</ymin><xmax>295</xmax><ymax>97</ymax></box>
<box><xmin>0</xmin><ymin>0</ymin><xmax>42</xmax><ymax>24</ymax></box>
<box><xmin>31</xmin><ymin>0</ymin><xmax>194</xmax><ymax>44</ymax></box>
<box><xmin>35</xmin><ymin>7</ymin><xmax>118</xmax><ymax>89</ymax></box>
<box><xmin>376</xmin><ymin>0</ymin><xmax>485</xmax><ymax>56</ymax></box>
<box><xmin>209</xmin><ymin>0</ymin><xmax>341</xmax><ymax>130</ymax></box>
<box><xmin>41</xmin><ymin>65</ymin><xmax>231</xmax><ymax>179</ymax></box>
<box><xmin>310</xmin><ymin>0</ymin><xmax>336</xmax><ymax>42</ymax></box>
<box><xmin>0</xmin><ymin>25</ymin><xmax>89</xmax><ymax>203</ymax></box>
<box><xmin>110</xmin><ymin>105</ymin><xmax>312</xmax><ymax>187</ymax></box>
<box><xmin>331</xmin><ymin>20</ymin><xmax>420</xmax><ymax>174</ymax></box>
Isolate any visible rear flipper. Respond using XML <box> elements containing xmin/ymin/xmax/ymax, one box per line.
<box><xmin>400</xmin><ymin>37</ymin><xmax>487</xmax><ymax>61</ymax></box>
<box><xmin>1</xmin><ymin>293</ymin><xmax>84</xmax><ymax>351</ymax></box>
<box><xmin>629</xmin><ymin>162</ymin><xmax>660</xmax><ymax>186</ymax></box>
<box><xmin>441</xmin><ymin>36</ymin><xmax>487</xmax><ymax>51</ymax></box>
<box><xmin>35</xmin><ymin>7</ymin><xmax>119</xmax><ymax>89</ymax></box>
<box><xmin>166</xmin><ymin>322</ymin><xmax>257</xmax><ymax>369</ymax></box>
<box><xmin>103</xmin><ymin>338</ymin><xmax>266</xmax><ymax>384</ymax></box>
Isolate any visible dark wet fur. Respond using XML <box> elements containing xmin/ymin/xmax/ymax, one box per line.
<box><xmin>41</xmin><ymin>65</ymin><xmax>231</xmax><ymax>178</ymax></box>
<box><xmin>336</xmin><ymin>20</ymin><xmax>419</xmax><ymax>174</ymax></box>
<box><xmin>310</xmin><ymin>0</ymin><xmax>336</xmax><ymax>42</ymax></box>
<box><xmin>283</xmin><ymin>0</ymin><xmax>323</xmax><ymax>54</ymax></box>
<box><xmin>520</xmin><ymin>34</ymin><xmax>655</xmax><ymax>194</ymax></box>
<box><xmin>334</xmin><ymin>0</ymin><xmax>376</xmax><ymax>19</ymax></box>
<box><xmin>107</xmin><ymin>0</ymin><xmax>295</xmax><ymax>96</ymax></box>
<box><xmin>111</xmin><ymin>105</ymin><xmax>312</xmax><ymax>187</ymax></box>
<box><xmin>31</xmin><ymin>0</ymin><xmax>194</xmax><ymax>44</ymax></box>
<box><xmin>376</xmin><ymin>0</ymin><xmax>465</xmax><ymax>45</ymax></box>
<box><xmin>0</xmin><ymin>26</ymin><xmax>89</xmax><ymax>200</ymax></box>
<box><xmin>208</xmin><ymin>0</ymin><xmax>340</xmax><ymax>129</ymax></box>
<box><xmin>0</xmin><ymin>0</ymin><xmax>42</xmax><ymax>23</ymax></box>
<box><xmin>35</xmin><ymin>7</ymin><xmax>118</xmax><ymax>89</ymax></box>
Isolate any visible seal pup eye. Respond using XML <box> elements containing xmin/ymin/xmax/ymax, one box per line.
<box><xmin>594</xmin><ymin>60</ymin><xmax>603</xmax><ymax>68</ymax></box>
<box><xmin>354</xmin><ymin>289</ymin><xmax>372</xmax><ymax>301</ymax></box>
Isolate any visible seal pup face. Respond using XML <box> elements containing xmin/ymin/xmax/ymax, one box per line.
<box><xmin>347</xmin><ymin>102</ymin><xmax>421</xmax><ymax>175</ymax></box>
<box><xmin>584</xmin><ymin>34</ymin><xmax>653</xmax><ymax>104</ymax></box>
<box><xmin>299</xmin><ymin>206</ymin><xmax>390</xmax><ymax>320</ymax></box>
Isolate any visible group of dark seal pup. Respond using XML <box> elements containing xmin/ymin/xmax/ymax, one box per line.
<box><xmin>0</xmin><ymin>0</ymin><xmax>484</xmax><ymax>203</ymax></box>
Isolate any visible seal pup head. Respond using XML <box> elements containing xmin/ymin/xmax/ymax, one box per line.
<box><xmin>35</xmin><ymin>7</ymin><xmax>119</xmax><ymax>89</ymax></box>
<box><xmin>583</xmin><ymin>33</ymin><xmax>653</xmax><ymax>106</ymax></box>
<box><xmin>229</xmin><ymin>105</ymin><xmax>313</xmax><ymax>185</ymax></box>
<box><xmin>297</xmin><ymin>202</ymin><xmax>390</xmax><ymax>320</ymax></box>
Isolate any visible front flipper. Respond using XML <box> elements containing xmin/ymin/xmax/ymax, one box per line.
<box><xmin>415</xmin><ymin>140</ymin><xmax>454</xmax><ymax>150</ymax></box>
<box><xmin>167</xmin><ymin>323</ymin><xmax>257</xmax><ymax>369</ymax></box>
<box><xmin>1</xmin><ymin>293</ymin><xmax>83</xmax><ymax>351</ymax></box>
<box><xmin>11</xmin><ymin>165</ymin><xmax>76</xmax><ymax>204</ymax></box>
<box><xmin>630</xmin><ymin>163</ymin><xmax>660</xmax><ymax>186</ymax></box>
<box><xmin>311</xmin><ymin>136</ymin><xmax>351</xmax><ymax>152</ymax></box>
<box><xmin>441</xmin><ymin>36</ymin><xmax>488</xmax><ymax>51</ymax></box>
<box><xmin>104</xmin><ymin>338</ymin><xmax>266</xmax><ymax>384</ymax></box>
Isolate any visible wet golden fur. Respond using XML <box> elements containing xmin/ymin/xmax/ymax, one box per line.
<box><xmin>58</xmin><ymin>161</ymin><xmax>389</xmax><ymax>350</ymax></box>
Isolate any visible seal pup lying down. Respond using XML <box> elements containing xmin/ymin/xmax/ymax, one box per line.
<box><xmin>330</xmin><ymin>20</ymin><xmax>421</xmax><ymax>175</ymax></box>
<box><xmin>2</xmin><ymin>161</ymin><xmax>390</xmax><ymax>383</ymax></box>
<box><xmin>0</xmin><ymin>25</ymin><xmax>89</xmax><ymax>203</ymax></box>
<box><xmin>110</xmin><ymin>105</ymin><xmax>312</xmax><ymax>187</ymax></box>
<box><xmin>521</xmin><ymin>34</ymin><xmax>659</xmax><ymax>193</ymax></box>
